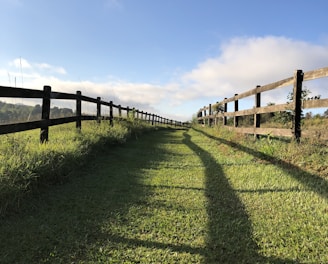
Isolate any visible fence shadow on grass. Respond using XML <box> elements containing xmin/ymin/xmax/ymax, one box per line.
<box><xmin>183</xmin><ymin>131</ymin><xmax>297</xmax><ymax>263</ymax></box>
<box><xmin>193</xmin><ymin>127</ymin><xmax>328</xmax><ymax>201</ymax></box>
<box><xmin>0</xmin><ymin>130</ymin><xmax>192</xmax><ymax>263</ymax></box>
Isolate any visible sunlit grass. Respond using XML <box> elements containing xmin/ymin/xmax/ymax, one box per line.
<box><xmin>0</xmin><ymin>120</ymin><xmax>152</xmax><ymax>215</ymax></box>
<box><xmin>0</xmin><ymin>124</ymin><xmax>327</xmax><ymax>263</ymax></box>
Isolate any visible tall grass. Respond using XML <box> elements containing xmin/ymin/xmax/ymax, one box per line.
<box><xmin>206</xmin><ymin>124</ymin><xmax>328</xmax><ymax>179</ymax></box>
<box><xmin>0</xmin><ymin>119</ymin><xmax>154</xmax><ymax>216</ymax></box>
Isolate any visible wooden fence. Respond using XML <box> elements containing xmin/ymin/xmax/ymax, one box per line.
<box><xmin>197</xmin><ymin>67</ymin><xmax>328</xmax><ymax>141</ymax></box>
<box><xmin>0</xmin><ymin>85</ymin><xmax>187</xmax><ymax>143</ymax></box>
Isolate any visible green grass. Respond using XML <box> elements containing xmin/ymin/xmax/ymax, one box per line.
<box><xmin>0</xmin><ymin>119</ymin><xmax>154</xmax><ymax>215</ymax></box>
<box><xmin>0</xmin><ymin>125</ymin><xmax>327</xmax><ymax>263</ymax></box>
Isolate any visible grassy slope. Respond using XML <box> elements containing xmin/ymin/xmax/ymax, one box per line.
<box><xmin>0</xmin><ymin>126</ymin><xmax>327</xmax><ymax>263</ymax></box>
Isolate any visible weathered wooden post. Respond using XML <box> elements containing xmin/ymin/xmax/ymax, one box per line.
<box><xmin>96</xmin><ymin>97</ymin><xmax>101</xmax><ymax>124</ymax></box>
<box><xmin>109</xmin><ymin>101</ymin><xmax>113</xmax><ymax>126</ymax></box>
<box><xmin>151</xmin><ymin>114</ymin><xmax>155</xmax><ymax>125</ymax></box>
<box><xmin>76</xmin><ymin>90</ymin><xmax>82</xmax><ymax>130</ymax></box>
<box><xmin>254</xmin><ymin>85</ymin><xmax>261</xmax><ymax>138</ymax></box>
<box><xmin>203</xmin><ymin>107</ymin><xmax>207</xmax><ymax>125</ymax></box>
<box><xmin>223</xmin><ymin>98</ymin><xmax>227</xmax><ymax>126</ymax></box>
<box><xmin>234</xmin><ymin>94</ymin><xmax>239</xmax><ymax>127</ymax></box>
<box><xmin>293</xmin><ymin>70</ymin><xmax>303</xmax><ymax>142</ymax></box>
<box><xmin>40</xmin><ymin>85</ymin><xmax>51</xmax><ymax>143</ymax></box>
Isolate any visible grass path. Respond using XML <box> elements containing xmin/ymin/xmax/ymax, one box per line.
<box><xmin>1</xmin><ymin>128</ymin><xmax>327</xmax><ymax>263</ymax></box>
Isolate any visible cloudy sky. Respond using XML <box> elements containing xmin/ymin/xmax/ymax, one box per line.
<box><xmin>1</xmin><ymin>0</ymin><xmax>328</xmax><ymax>121</ymax></box>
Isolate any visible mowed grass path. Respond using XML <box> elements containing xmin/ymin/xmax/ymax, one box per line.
<box><xmin>1</xmin><ymin>128</ymin><xmax>327</xmax><ymax>263</ymax></box>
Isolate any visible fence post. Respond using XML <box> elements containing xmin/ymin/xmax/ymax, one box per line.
<box><xmin>118</xmin><ymin>105</ymin><xmax>122</xmax><ymax>119</ymax></box>
<box><xmin>209</xmin><ymin>104</ymin><xmax>212</xmax><ymax>127</ymax></box>
<box><xmin>254</xmin><ymin>86</ymin><xmax>261</xmax><ymax>138</ymax></box>
<box><xmin>131</xmin><ymin>107</ymin><xmax>135</xmax><ymax>119</ymax></box>
<box><xmin>97</xmin><ymin>97</ymin><xmax>101</xmax><ymax>124</ymax></box>
<box><xmin>203</xmin><ymin>107</ymin><xmax>207</xmax><ymax>125</ymax></box>
<box><xmin>40</xmin><ymin>85</ymin><xmax>51</xmax><ymax>143</ymax></box>
<box><xmin>215</xmin><ymin>101</ymin><xmax>218</xmax><ymax>126</ymax></box>
<box><xmin>197</xmin><ymin>111</ymin><xmax>202</xmax><ymax>124</ymax></box>
<box><xmin>109</xmin><ymin>101</ymin><xmax>113</xmax><ymax>126</ymax></box>
<box><xmin>293</xmin><ymin>69</ymin><xmax>303</xmax><ymax>142</ymax></box>
<box><xmin>76</xmin><ymin>91</ymin><xmax>82</xmax><ymax>130</ymax></box>
<box><xmin>223</xmin><ymin>98</ymin><xmax>227</xmax><ymax>126</ymax></box>
<box><xmin>127</xmin><ymin>106</ymin><xmax>130</xmax><ymax>119</ymax></box>
<box><xmin>234</xmin><ymin>94</ymin><xmax>239</xmax><ymax>127</ymax></box>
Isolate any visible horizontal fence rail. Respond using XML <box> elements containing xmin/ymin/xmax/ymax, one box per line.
<box><xmin>196</xmin><ymin>67</ymin><xmax>328</xmax><ymax>141</ymax></box>
<box><xmin>0</xmin><ymin>85</ymin><xmax>188</xmax><ymax>142</ymax></box>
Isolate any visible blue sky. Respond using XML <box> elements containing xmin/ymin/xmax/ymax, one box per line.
<box><xmin>1</xmin><ymin>0</ymin><xmax>328</xmax><ymax>121</ymax></box>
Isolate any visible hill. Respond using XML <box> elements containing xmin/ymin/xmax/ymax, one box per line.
<box><xmin>0</xmin><ymin>101</ymin><xmax>73</xmax><ymax>124</ymax></box>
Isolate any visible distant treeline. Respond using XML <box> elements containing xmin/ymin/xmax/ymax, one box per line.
<box><xmin>0</xmin><ymin>101</ymin><xmax>73</xmax><ymax>124</ymax></box>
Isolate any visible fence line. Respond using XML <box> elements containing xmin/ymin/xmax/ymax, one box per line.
<box><xmin>0</xmin><ymin>85</ymin><xmax>187</xmax><ymax>143</ymax></box>
<box><xmin>197</xmin><ymin>67</ymin><xmax>328</xmax><ymax>141</ymax></box>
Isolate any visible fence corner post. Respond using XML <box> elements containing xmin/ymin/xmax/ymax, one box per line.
<box><xmin>293</xmin><ymin>69</ymin><xmax>303</xmax><ymax>142</ymax></box>
<box><xmin>40</xmin><ymin>85</ymin><xmax>51</xmax><ymax>143</ymax></box>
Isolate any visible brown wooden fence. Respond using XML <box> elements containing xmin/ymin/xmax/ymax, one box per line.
<box><xmin>0</xmin><ymin>85</ymin><xmax>187</xmax><ymax>143</ymax></box>
<box><xmin>197</xmin><ymin>67</ymin><xmax>328</xmax><ymax>141</ymax></box>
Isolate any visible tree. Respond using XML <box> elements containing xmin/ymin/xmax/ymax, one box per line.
<box><xmin>305</xmin><ymin>112</ymin><xmax>313</xmax><ymax>119</ymax></box>
<box><xmin>324</xmin><ymin>109</ymin><xmax>328</xmax><ymax>118</ymax></box>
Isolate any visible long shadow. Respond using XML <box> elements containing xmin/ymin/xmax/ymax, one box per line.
<box><xmin>193</xmin><ymin>127</ymin><xmax>328</xmax><ymax>200</ymax></box>
<box><xmin>0</xmin><ymin>129</ymin><xmax>202</xmax><ymax>263</ymax></box>
<box><xmin>183</xmin><ymin>131</ymin><xmax>297</xmax><ymax>263</ymax></box>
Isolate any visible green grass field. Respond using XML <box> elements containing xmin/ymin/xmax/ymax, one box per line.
<box><xmin>0</xmin><ymin>124</ymin><xmax>327</xmax><ymax>263</ymax></box>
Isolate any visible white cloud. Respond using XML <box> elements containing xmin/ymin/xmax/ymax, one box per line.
<box><xmin>1</xmin><ymin>36</ymin><xmax>328</xmax><ymax>121</ymax></box>
<box><xmin>13</xmin><ymin>75</ymin><xmax>169</xmax><ymax>114</ymax></box>
<box><xmin>35</xmin><ymin>63</ymin><xmax>67</xmax><ymax>75</ymax></box>
<box><xmin>8</xmin><ymin>58</ymin><xmax>67</xmax><ymax>75</ymax></box>
<box><xmin>10</xmin><ymin>58</ymin><xmax>31</xmax><ymax>69</ymax></box>
<box><xmin>180</xmin><ymin>36</ymin><xmax>328</xmax><ymax>103</ymax></box>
